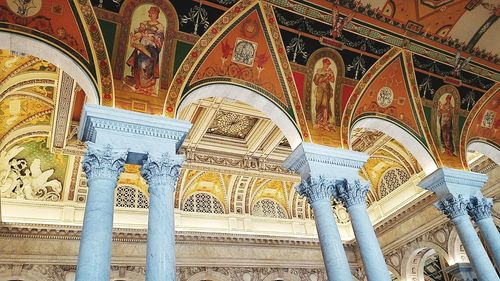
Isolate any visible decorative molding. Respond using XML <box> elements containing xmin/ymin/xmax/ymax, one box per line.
<box><xmin>335</xmin><ymin>179</ymin><xmax>369</xmax><ymax>208</ymax></box>
<box><xmin>82</xmin><ymin>143</ymin><xmax>127</xmax><ymax>184</ymax></box>
<box><xmin>0</xmin><ymin>222</ymin><xmax>322</xmax><ymax>247</ymax></box>
<box><xmin>435</xmin><ymin>195</ymin><xmax>469</xmax><ymax>220</ymax></box>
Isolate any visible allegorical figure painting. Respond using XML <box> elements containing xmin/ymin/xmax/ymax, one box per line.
<box><xmin>124</xmin><ymin>5</ymin><xmax>166</xmax><ymax>96</ymax></box>
<box><xmin>437</xmin><ymin>93</ymin><xmax>455</xmax><ymax>154</ymax></box>
<box><xmin>312</xmin><ymin>58</ymin><xmax>336</xmax><ymax>131</ymax></box>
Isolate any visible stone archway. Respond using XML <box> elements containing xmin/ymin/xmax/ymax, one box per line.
<box><xmin>0</xmin><ymin>32</ymin><xmax>99</xmax><ymax>105</ymax></box>
<box><xmin>467</xmin><ymin>140</ymin><xmax>500</xmax><ymax>166</ymax></box>
<box><xmin>176</xmin><ymin>83</ymin><xmax>303</xmax><ymax>149</ymax></box>
<box><xmin>351</xmin><ymin>117</ymin><xmax>438</xmax><ymax>174</ymax></box>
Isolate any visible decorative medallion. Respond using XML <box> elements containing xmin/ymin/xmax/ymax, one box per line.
<box><xmin>232</xmin><ymin>38</ymin><xmax>258</xmax><ymax>67</ymax></box>
<box><xmin>207</xmin><ymin>111</ymin><xmax>258</xmax><ymax>139</ymax></box>
<box><xmin>481</xmin><ymin>110</ymin><xmax>496</xmax><ymax>128</ymax></box>
<box><xmin>377</xmin><ymin>86</ymin><xmax>394</xmax><ymax>108</ymax></box>
<box><xmin>7</xmin><ymin>0</ymin><xmax>42</xmax><ymax>17</ymax></box>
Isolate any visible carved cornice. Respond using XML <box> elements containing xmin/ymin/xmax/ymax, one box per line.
<box><xmin>0</xmin><ymin>223</ymin><xmax>323</xmax><ymax>248</ymax></box>
<box><xmin>284</xmin><ymin>143</ymin><xmax>368</xmax><ymax>179</ymax></box>
<box><xmin>78</xmin><ymin>105</ymin><xmax>192</xmax><ymax>153</ymax></box>
<box><xmin>418</xmin><ymin>168</ymin><xmax>487</xmax><ymax>197</ymax></box>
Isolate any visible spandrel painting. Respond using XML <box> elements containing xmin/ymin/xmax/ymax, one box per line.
<box><xmin>123</xmin><ymin>5</ymin><xmax>167</xmax><ymax>96</ymax></box>
<box><xmin>303</xmin><ymin>49</ymin><xmax>344</xmax><ymax>147</ymax></box>
<box><xmin>431</xmin><ymin>85</ymin><xmax>461</xmax><ymax>168</ymax></box>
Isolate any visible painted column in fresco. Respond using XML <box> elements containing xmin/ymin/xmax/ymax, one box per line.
<box><xmin>436</xmin><ymin>196</ymin><xmax>499</xmax><ymax>281</ymax></box>
<box><xmin>76</xmin><ymin>143</ymin><xmax>128</xmax><ymax>281</ymax></box>
<box><xmin>296</xmin><ymin>177</ymin><xmax>353</xmax><ymax>281</ymax></box>
<box><xmin>335</xmin><ymin>179</ymin><xmax>392</xmax><ymax>281</ymax></box>
<box><xmin>141</xmin><ymin>153</ymin><xmax>184</xmax><ymax>281</ymax></box>
<box><xmin>468</xmin><ymin>196</ymin><xmax>500</xmax><ymax>269</ymax></box>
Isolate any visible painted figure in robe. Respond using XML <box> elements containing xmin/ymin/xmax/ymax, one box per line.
<box><xmin>437</xmin><ymin>94</ymin><xmax>455</xmax><ymax>154</ymax></box>
<box><xmin>124</xmin><ymin>6</ymin><xmax>165</xmax><ymax>95</ymax></box>
<box><xmin>313</xmin><ymin>58</ymin><xmax>335</xmax><ymax>131</ymax></box>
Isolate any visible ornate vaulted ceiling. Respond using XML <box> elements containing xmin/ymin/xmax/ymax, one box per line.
<box><xmin>0</xmin><ymin>0</ymin><xmax>498</xmax><ymax>227</ymax></box>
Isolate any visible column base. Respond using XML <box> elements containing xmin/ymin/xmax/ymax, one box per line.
<box><xmin>445</xmin><ymin>263</ymin><xmax>477</xmax><ymax>281</ymax></box>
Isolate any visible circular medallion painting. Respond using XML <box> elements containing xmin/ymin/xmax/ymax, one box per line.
<box><xmin>377</xmin><ymin>86</ymin><xmax>394</xmax><ymax>108</ymax></box>
<box><xmin>7</xmin><ymin>0</ymin><xmax>42</xmax><ymax>17</ymax></box>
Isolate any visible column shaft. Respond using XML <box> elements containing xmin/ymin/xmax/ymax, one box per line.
<box><xmin>76</xmin><ymin>178</ymin><xmax>116</xmax><ymax>281</ymax></box>
<box><xmin>146</xmin><ymin>184</ymin><xmax>176</xmax><ymax>280</ymax></box>
<box><xmin>476</xmin><ymin>218</ymin><xmax>500</xmax><ymax>269</ymax></box>
<box><xmin>452</xmin><ymin>215</ymin><xmax>499</xmax><ymax>281</ymax></box>
<box><xmin>312</xmin><ymin>199</ymin><xmax>353</xmax><ymax>281</ymax></box>
<box><xmin>76</xmin><ymin>144</ymin><xmax>126</xmax><ymax>281</ymax></box>
<box><xmin>142</xmin><ymin>154</ymin><xmax>183</xmax><ymax>281</ymax></box>
<box><xmin>348</xmin><ymin>203</ymin><xmax>391</xmax><ymax>281</ymax></box>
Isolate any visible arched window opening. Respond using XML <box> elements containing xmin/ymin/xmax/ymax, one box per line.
<box><xmin>115</xmin><ymin>186</ymin><xmax>149</xmax><ymax>209</ymax></box>
<box><xmin>183</xmin><ymin>192</ymin><xmax>225</xmax><ymax>214</ymax></box>
<box><xmin>252</xmin><ymin>199</ymin><xmax>287</xmax><ymax>219</ymax></box>
<box><xmin>379</xmin><ymin>168</ymin><xmax>411</xmax><ymax>199</ymax></box>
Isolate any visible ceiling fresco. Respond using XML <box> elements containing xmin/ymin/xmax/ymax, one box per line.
<box><xmin>0</xmin><ymin>0</ymin><xmax>115</xmax><ymax>106</ymax></box>
<box><xmin>0</xmin><ymin>0</ymin><xmax>498</xmax><ymax>225</ymax></box>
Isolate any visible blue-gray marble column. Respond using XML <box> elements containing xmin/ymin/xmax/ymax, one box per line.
<box><xmin>141</xmin><ymin>154</ymin><xmax>184</xmax><ymax>281</ymax></box>
<box><xmin>297</xmin><ymin>176</ymin><xmax>353</xmax><ymax>281</ymax></box>
<box><xmin>437</xmin><ymin>196</ymin><xmax>499</xmax><ymax>281</ymax></box>
<box><xmin>335</xmin><ymin>179</ymin><xmax>391</xmax><ymax>281</ymax></box>
<box><xmin>76</xmin><ymin>143</ymin><xmax>127</xmax><ymax>281</ymax></box>
<box><xmin>468</xmin><ymin>197</ymin><xmax>500</xmax><ymax>270</ymax></box>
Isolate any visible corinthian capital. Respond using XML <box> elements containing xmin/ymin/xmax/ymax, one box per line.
<box><xmin>467</xmin><ymin>197</ymin><xmax>492</xmax><ymax>222</ymax></box>
<box><xmin>141</xmin><ymin>153</ymin><xmax>184</xmax><ymax>194</ymax></box>
<box><xmin>435</xmin><ymin>195</ymin><xmax>469</xmax><ymax>220</ymax></box>
<box><xmin>296</xmin><ymin>176</ymin><xmax>335</xmax><ymax>204</ymax></box>
<box><xmin>334</xmin><ymin>179</ymin><xmax>369</xmax><ymax>208</ymax></box>
<box><xmin>82</xmin><ymin>143</ymin><xmax>128</xmax><ymax>183</ymax></box>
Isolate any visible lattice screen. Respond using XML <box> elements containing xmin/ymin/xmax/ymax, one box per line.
<box><xmin>182</xmin><ymin>192</ymin><xmax>225</xmax><ymax>214</ymax></box>
<box><xmin>115</xmin><ymin>186</ymin><xmax>149</xmax><ymax>209</ymax></box>
<box><xmin>379</xmin><ymin>168</ymin><xmax>410</xmax><ymax>199</ymax></box>
<box><xmin>251</xmin><ymin>199</ymin><xmax>288</xmax><ymax>219</ymax></box>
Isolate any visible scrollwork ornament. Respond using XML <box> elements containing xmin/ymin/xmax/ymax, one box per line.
<box><xmin>296</xmin><ymin>176</ymin><xmax>335</xmax><ymax>204</ymax></box>
<box><xmin>435</xmin><ymin>195</ymin><xmax>469</xmax><ymax>220</ymax></box>
<box><xmin>141</xmin><ymin>153</ymin><xmax>184</xmax><ymax>194</ymax></box>
<box><xmin>82</xmin><ymin>143</ymin><xmax>128</xmax><ymax>184</ymax></box>
<box><xmin>467</xmin><ymin>196</ymin><xmax>492</xmax><ymax>222</ymax></box>
<box><xmin>334</xmin><ymin>179</ymin><xmax>369</xmax><ymax>208</ymax></box>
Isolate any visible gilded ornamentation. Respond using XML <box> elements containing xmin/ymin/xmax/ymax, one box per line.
<box><xmin>207</xmin><ymin>111</ymin><xmax>258</xmax><ymax>139</ymax></box>
<box><xmin>334</xmin><ymin>179</ymin><xmax>369</xmax><ymax>208</ymax></box>
<box><xmin>467</xmin><ymin>196</ymin><xmax>492</xmax><ymax>222</ymax></box>
<box><xmin>82</xmin><ymin>143</ymin><xmax>128</xmax><ymax>184</ymax></box>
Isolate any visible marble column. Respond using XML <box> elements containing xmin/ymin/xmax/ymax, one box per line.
<box><xmin>335</xmin><ymin>179</ymin><xmax>391</xmax><ymax>281</ymax></box>
<box><xmin>468</xmin><ymin>196</ymin><xmax>500</xmax><ymax>269</ymax></box>
<box><xmin>445</xmin><ymin>263</ymin><xmax>477</xmax><ymax>281</ymax></box>
<box><xmin>141</xmin><ymin>153</ymin><xmax>184</xmax><ymax>281</ymax></box>
<box><xmin>297</xmin><ymin>176</ymin><xmax>353</xmax><ymax>281</ymax></box>
<box><xmin>436</xmin><ymin>196</ymin><xmax>499</xmax><ymax>281</ymax></box>
<box><xmin>76</xmin><ymin>143</ymin><xmax>127</xmax><ymax>281</ymax></box>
